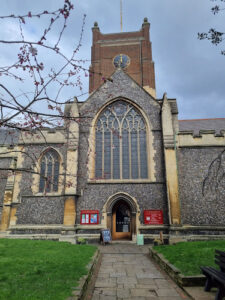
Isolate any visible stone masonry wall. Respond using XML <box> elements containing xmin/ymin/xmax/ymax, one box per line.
<box><xmin>0</xmin><ymin>158</ymin><xmax>12</xmax><ymax>221</ymax></box>
<box><xmin>15</xmin><ymin>143</ymin><xmax>67</xmax><ymax>224</ymax></box>
<box><xmin>76</xmin><ymin>183</ymin><xmax>168</xmax><ymax>225</ymax></box>
<box><xmin>19</xmin><ymin>144</ymin><xmax>67</xmax><ymax>196</ymax></box>
<box><xmin>16</xmin><ymin>196</ymin><xmax>64</xmax><ymax>224</ymax></box>
<box><xmin>178</xmin><ymin>147</ymin><xmax>225</xmax><ymax>225</ymax></box>
<box><xmin>77</xmin><ymin>70</ymin><xmax>167</xmax><ymax>224</ymax></box>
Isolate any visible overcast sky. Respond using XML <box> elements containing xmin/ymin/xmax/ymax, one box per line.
<box><xmin>1</xmin><ymin>0</ymin><xmax>225</xmax><ymax>120</ymax></box>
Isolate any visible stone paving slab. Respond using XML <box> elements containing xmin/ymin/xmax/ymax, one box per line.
<box><xmin>89</xmin><ymin>244</ymin><xmax>190</xmax><ymax>300</ymax></box>
<box><xmin>184</xmin><ymin>286</ymin><xmax>217</xmax><ymax>300</ymax></box>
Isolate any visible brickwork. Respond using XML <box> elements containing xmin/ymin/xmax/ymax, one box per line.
<box><xmin>89</xmin><ymin>19</ymin><xmax>155</xmax><ymax>93</ymax></box>
<box><xmin>178</xmin><ymin>147</ymin><xmax>225</xmax><ymax>225</ymax></box>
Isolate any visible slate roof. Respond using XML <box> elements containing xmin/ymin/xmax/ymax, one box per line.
<box><xmin>0</xmin><ymin>129</ymin><xmax>19</xmax><ymax>145</ymax></box>
<box><xmin>179</xmin><ymin>118</ymin><xmax>225</xmax><ymax>135</ymax></box>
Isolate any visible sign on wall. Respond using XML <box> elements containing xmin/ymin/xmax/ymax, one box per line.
<box><xmin>80</xmin><ymin>210</ymin><xmax>99</xmax><ymax>225</ymax></box>
<box><xmin>144</xmin><ymin>210</ymin><xmax>163</xmax><ymax>225</ymax></box>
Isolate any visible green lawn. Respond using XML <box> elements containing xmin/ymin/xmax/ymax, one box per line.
<box><xmin>154</xmin><ymin>240</ymin><xmax>225</xmax><ymax>276</ymax></box>
<box><xmin>0</xmin><ymin>239</ymin><xmax>97</xmax><ymax>300</ymax></box>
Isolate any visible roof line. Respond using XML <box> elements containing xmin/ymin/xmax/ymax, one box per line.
<box><xmin>179</xmin><ymin>118</ymin><xmax>225</xmax><ymax>122</ymax></box>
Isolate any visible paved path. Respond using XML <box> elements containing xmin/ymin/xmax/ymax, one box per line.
<box><xmin>90</xmin><ymin>244</ymin><xmax>189</xmax><ymax>300</ymax></box>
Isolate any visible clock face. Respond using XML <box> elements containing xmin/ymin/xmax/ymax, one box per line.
<box><xmin>113</xmin><ymin>54</ymin><xmax>130</xmax><ymax>69</ymax></box>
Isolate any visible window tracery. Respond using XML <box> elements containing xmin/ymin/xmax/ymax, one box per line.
<box><xmin>95</xmin><ymin>101</ymin><xmax>148</xmax><ymax>180</ymax></box>
<box><xmin>39</xmin><ymin>149</ymin><xmax>60</xmax><ymax>193</ymax></box>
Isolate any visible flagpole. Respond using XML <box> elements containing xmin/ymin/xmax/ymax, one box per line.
<box><xmin>120</xmin><ymin>0</ymin><xmax>123</xmax><ymax>32</ymax></box>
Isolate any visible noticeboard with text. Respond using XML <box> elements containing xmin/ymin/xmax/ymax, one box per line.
<box><xmin>80</xmin><ymin>210</ymin><xmax>99</xmax><ymax>225</ymax></box>
<box><xmin>144</xmin><ymin>210</ymin><xmax>163</xmax><ymax>225</ymax></box>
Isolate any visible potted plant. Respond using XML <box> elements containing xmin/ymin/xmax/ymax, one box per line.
<box><xmin>153</xmin><ymin>238</ymin><xmax>163</xmax><ymax>246</ymax></box>
<box><xmin>77</xmin><ymin>237</ymin><xmax>86</xmax><ymax>245</ymax></box>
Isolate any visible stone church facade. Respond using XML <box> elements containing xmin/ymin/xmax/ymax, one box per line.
<box><xmin>0</xmin><ymin>19</ymin><xmax>225</xmax><ymax>243</ymax></box>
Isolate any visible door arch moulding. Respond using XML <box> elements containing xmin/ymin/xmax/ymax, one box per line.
<box><xmin>101</xmin><ymin>192</ymin><xmax>141</xmax><ymax>240</ymax></box>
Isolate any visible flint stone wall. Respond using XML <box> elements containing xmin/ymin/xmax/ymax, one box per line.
<box><xmin>19</xmin><ymin>144</ymin><xmax>67</xmax><ymax>196</ymax></box>
<box><xmin>178</xmin><ymin>147</ymin><xmax>225</xmax><ymax>225</ymax></box>
<box><xmin>76</xmin><ymin>183</ymin><xmax>168</xmax><ymax>224</ymax></box>
<box><xmin>16</xmin><ymin>196</ymin><xmax>64</xmax><ymax>224</ymax></box>
<box><xmin>15</xmin><ymin>144</ymin><xmax>67</xmax><ymax>225</ymax></box>
<box><xmin>77</xmin><ymin>70</ymin><xmax>167</xmax><ymax>224</ymax></box>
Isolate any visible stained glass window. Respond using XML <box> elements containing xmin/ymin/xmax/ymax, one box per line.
<box><xmin>39</xmin><ymin>149</ymin><xmax>60</xmax><ymax>193</ymax></box>
<box><xmin>95</xmin><ymin>101</ymin><xmax>148</xmax><ymax>179</ymax></box>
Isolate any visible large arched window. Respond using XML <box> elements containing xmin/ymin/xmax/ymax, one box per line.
<box><xmin>39</xmin><ymin>149</ymin><xmax>60</xmax><ymax>193</ymax></box>
<box><xmin>95</xmin><ymin>100</ymin><xmax>148</xmax><ymax>180</ymax></box>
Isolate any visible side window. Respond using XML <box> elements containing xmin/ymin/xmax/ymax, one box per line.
<box><xmin>39</xmin><ymin>149</ymin><xmax>60</xmax><ymax>193</ymax></box>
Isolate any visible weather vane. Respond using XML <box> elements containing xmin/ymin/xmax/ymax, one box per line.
<box><xmin>120</xmin><ymin>0</ymin><xmax>123</xmax><ymax>32</ymax></box>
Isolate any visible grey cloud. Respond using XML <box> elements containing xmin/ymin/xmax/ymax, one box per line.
<box><xmin>0</xmin><ymin>0</ymin><xmax>224</xmax><ymax>119</ymax></box>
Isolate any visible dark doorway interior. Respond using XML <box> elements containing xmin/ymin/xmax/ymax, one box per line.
<box><xmin>112</xmin><ymin>200</ymin><xmax>132</xmax><ymax>240</ymax></box>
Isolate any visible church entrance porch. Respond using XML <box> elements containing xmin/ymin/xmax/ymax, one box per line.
<box><xmin>104</xmin><ymin>192</ymin><xmax>138</xmax><ymax>241</ymax></box>
<box><xmin>112</xmin><ymin>200</ymin><xmax>132</xmax><ymax>240</ymax></box>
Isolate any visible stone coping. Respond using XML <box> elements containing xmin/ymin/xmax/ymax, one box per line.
<box><xmin>9</xmin><ymin>224</ymin><xmax>105</xmax><ymax>230</ymax></box>
<box><xmin>2</xmin><ymin>233</ymin><xmax>101</xmax><ymax>240</ymax></box>
<box><xmin>170</xmin><ymin>225</ymin><xmax>225</xmax><ymax>231</ymax></box>
<box><xmin>149</xmin><ymin>248</ymin><xmax>206</xmax><ymax>287</ymax></box>
<box><xmin>9</xmin><ymin>224</ymin><xmax>225</xmax><ymax>231</ymax></box>
<box><xmin>68</xmin><ymin>248</ymin><xmax>100</xmax><ymax>300</ymax></box>
<box><xmin>75</xmin><ymin>224</ymin><xmax>105</xmax><ymax>230</ymax></box>
<box><xmin>1</xmin><ymin>234</ymin><xmax>60</xmax><ymax>240</ymax></box>
<box><xmin>139</xmin><ymin>225</ymin><xmax>169</xmax><ymax>230</ymax></box>
<box><xmin>9</xmin><ymin>224</ymin><xmax>63</xmax><ymax>230</ymax></box>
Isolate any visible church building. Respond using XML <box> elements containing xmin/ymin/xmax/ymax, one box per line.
<box><xmin>0</xmin><ymin>19</ymin><xmax>225</xmax><ymax>243</ymax></box>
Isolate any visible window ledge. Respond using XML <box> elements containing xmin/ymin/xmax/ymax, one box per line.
<box><xmin>88</xmin><ymin>179</ymin><xmax>164</xmax><ymax>184</ymax></box>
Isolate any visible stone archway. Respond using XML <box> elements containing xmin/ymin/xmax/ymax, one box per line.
<box><xmin>103</xmin><ymin>193</ymin><xmax>138</xmax><ymax>240</ymax></box>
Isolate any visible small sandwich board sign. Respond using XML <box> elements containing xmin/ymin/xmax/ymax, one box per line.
<box><xmin>100</xmin><ymin>229</ymin><xmax>112</xmax><ymax>245</ymax></box>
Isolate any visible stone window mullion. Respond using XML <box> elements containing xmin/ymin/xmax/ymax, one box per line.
<box><xmin>137</xmin><ymin>129</ymin><xmax>141</xmax><ymax>178</ymax></box>
<box><xmin>95</xmin><ymin>100</ymin><xmax>148</xmax><ymax>180</ymax></box>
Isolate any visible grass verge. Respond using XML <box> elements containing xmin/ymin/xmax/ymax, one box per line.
<box><xmin>0</xmin><ymin>239</ymin><xmax>97</xmax><ymax>300</ymax></box>
<box><xmin>154</xmin><ymin>240</ymin><xmax>225</xmax><ymax>276</ymax></box>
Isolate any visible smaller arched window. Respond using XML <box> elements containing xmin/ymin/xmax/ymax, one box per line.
<box><xmin>39</xmin><ymin>149</ymin><xmax>60</xmax><ymax>193</ymax></box>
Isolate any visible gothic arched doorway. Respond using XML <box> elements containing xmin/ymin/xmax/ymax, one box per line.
<box><xmin>112</xmin><ymin>200</ymin><xmax>132</xmax><ymax>240</ymax></box>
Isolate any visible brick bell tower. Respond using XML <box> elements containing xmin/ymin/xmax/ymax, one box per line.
<box><xmin>89</xmin><ymin>18</ymin><xmax>156</xmax><ymax>98</ymax></box>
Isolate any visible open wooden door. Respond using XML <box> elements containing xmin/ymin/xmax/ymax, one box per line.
<box><xmin>112</xmin><ymin>200</ymin><xmax>132</xmax><ymax>240</ymax></box>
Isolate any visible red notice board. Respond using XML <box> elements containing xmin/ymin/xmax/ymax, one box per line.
<box><xmin>80</xmin><ymin>210</ymin><xmax>99</xmax><ymax>225</ymax></box>
<box><xmin>144</xmin><ymin>210</ymin><xmax>163</xmax><ymax>225</ymax></box>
